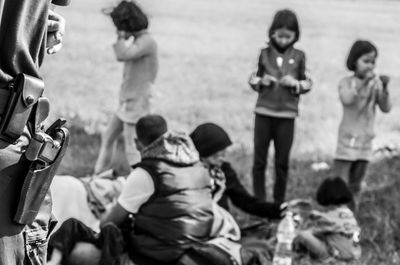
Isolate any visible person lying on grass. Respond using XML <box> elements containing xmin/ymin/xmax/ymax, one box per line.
<box><xmin>293</xmin><ymin>177</ymin><xmax>361</xmax><ymax>263</ymax></box>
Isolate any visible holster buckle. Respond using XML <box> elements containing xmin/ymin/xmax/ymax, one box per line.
<box><xmin>25</xmin><ymin>132</ymin><xmax>60</xmax><ymax>164</ymax></box>
<box><xmin>25</xmin><ymin>118</ymin><xmax>67</xmax><ymax>164</ymax></box>
<box><xmin>0</xmin><ymin>74</ymin><xmax>44</xmax><ymax>143</ymax></box>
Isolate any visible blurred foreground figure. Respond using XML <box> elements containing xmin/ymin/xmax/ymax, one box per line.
<box><xmin>0</xmin><ymin>0</ymin><xmax>70</xmax><ymax>264</ymax></box>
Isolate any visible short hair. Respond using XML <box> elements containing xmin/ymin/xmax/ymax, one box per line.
<box><xmin>268</xmin><ymin>9</ymin><xmax>300</xmax><ymax>42</ymax></box>
<box><xmin>346</xmin><ymin>40</ymin><xmax>378</xmax><ymax>71</ymax></box>
<box><xmin>316</xmin><ymin>177</ymin><xmax>354</xmax><ymax>207</ymax></box>
<box><xmin>136</xmin><ymin>114</ymin><xmax>167</xmax><ymax>146</ymax></box>
<box><xmin>111</xmin><ymin>0</ymin><xmax>149</xmax><ymax>32</ymax></box>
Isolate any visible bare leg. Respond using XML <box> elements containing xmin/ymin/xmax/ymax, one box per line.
<box><xmin>94</xmin><ymin>115</ymin><xmax>123</xmax><ymax>174</ymax></box>
<box><xmin>123</xmin><ymin>122</ymin><xmax>140</xmax><ymax>167</ymax></box>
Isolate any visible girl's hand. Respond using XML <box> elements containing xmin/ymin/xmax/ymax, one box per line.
<box><xmin>117</xmin><ymin>30</ymin><xmax>135</xmax><ymax>40</ymax></box>
<box><xmin>211</xmin><ymin>175</ymin><xmax>226</xmax><ymax>203</ymax></box>
<box><xmin>248</xmin><ymin>72</ymin><xmax>261</xmax><ymax>92</ymax></box>
<box><xmin>279</xmin><ymin>75</ymin><xmax>298</xmax><ymax>88</ymax></box>
<box><xmin>114</xmin><ymin>32</ymin><xmax>134</xmax><ymax>49</ymax></box>
<box><xmin>365</xmin><ymin>71</ymin><xmax>376</xmax><ymax>80</ymax></box>
<box><xmin>261</xmin><ymin>74</ymin><xmax>277</xmax><ymax>86</ymax></box>
<box><xmin>379</xmin><ymin>75</ymin><xmax>390</xmax><ymax>90</ymax></box>
<box><xmin>248</xmin><ymin>72</ymin><xmax>261</xmax><ymax>86</ymax></box>
<box><xmin>309</xmin><ymin>210</ymin><xmax>323</xmax><ymax>219</ymax></box>
<box><xmin>117</xmin><ymin>30</ymin><xmax>128</xmax><ymax>40</ymax></box>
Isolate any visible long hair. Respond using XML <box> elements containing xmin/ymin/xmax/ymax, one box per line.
<box><xmin>316</xmin><ymin>177</ymin><xmax>354</xmax><ymax>207</ymax></box>
<box><xmin>346</xmin><ymin>40</ymin><xmax>378</xmax><ymax>71</ymax></box>
<box><xmin>268</xmin><ymin>9</ymin><xmax>300</xmax><ymax>42</ymax></box>
<box><xmin>110</xmin><ymin>1</ymin><xmax>149</xmax><ymax>32</ymax></box>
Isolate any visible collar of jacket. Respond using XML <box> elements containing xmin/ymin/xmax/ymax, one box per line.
<box><xmin>141</xmin><ymin>131</ymin><xmax>200</xmax><ymax>165</ymax></box>
<box><xmin>269</xmin><ymin>39</ymin><xmax>295</xmax><ymax>54</ymax></box>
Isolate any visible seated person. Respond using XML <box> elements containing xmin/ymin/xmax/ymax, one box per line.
<box><xmin>293</xmin><ymin>177</ymin><xmax>361</xmax><ymax>263</ymax></box>
<box><xmin>50</xmin><ymin>170</ymin><xmax>126</xmax><ymax>232</ymax></box>
<box><xmin>190</xmin><ymin>123</ymin><xmax>283</xmax><ymax>220</ymax></box>
<box><xmin>48</xmin><ymin>114</ymin><xmax>215</xmax><ymax>265</ymax></box>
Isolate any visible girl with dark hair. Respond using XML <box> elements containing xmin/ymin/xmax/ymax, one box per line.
<box><xmin>293</xmin><ymin>177</ymin><xmax>361</xmax><ymax>263</ymax></box>
<box><xmin>334</xmin><ymin>40</ymin><xmax>391</xmax><ymax>207</ymax></box>
<box><xmin>95</xmin><ymin>1</ymin><xmax>159</xmax><ymax>174</ymax></box>
<box><xmin>248</xmin><ymin>9</ymin><xmax>312</xmax><ymax>203</ymax></box>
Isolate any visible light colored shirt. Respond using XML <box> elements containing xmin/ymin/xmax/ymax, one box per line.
<box><xmin>117</xmin><ymin>168</ymin><xmax>155</xmax><ymax>213</ymax></box>
<box><xmin>113</xmin><ymin>31</ymin><xmax>158</xmax><ymax>102</ymax></box>
<box><xmin>51</xmin><ymin>175</ymin><xmax>101</xmax><ymax>232</ymax></box>
<box><xmin>311</xmin><ymin>205</ymin><xmax>360</xmax><ymax>236</ymax></box>
<box><xmin>336</xmin><ymin>75</ymin><xmax>391</xmax><ymax>160</ymax></box>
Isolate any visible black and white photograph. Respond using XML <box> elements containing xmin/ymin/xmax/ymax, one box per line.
<box><xmin>0</xmin><ymin>0</ymin><xmax>399</xmax><ymax>264</ymax></box>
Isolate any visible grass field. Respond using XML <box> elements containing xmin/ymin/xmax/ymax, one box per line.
<box><xmin>41</xmin><ymin>0</ymin><xmax>400</xmax><ymax>263</ymax></box>
<box><xmin>43</xmin><ymin>0</ymin><xmax>400</xmax><ymax>157</ymax></box>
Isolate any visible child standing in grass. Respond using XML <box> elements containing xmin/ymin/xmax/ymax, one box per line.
<box><xmin>248</xmin><ymin>9</ymin><xmax>312</xmax><ymax>203</ymax></box>
<box><xmin>334</xmin><ymin>40</ymin><xmax>391</xmax><ymax>207</ymax></box>
<box><xmin>293</xmin><ymin>177</ymin><xmax>361</xmax><ymax>263</ymax></box>
<box><xmin>95</xmin><ymin>1</ymin><xmax>158</xmax><ymax>174</ymax></box>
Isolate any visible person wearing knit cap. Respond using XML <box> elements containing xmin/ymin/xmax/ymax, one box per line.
<box><xmin>190</xmin><ymin>123</ymin><xmax>283</xmax><ymax>220</ymax></box>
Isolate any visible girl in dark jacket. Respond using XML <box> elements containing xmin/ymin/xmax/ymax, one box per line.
<box><xmin>248</xmin><ymin>9</ymin><xmax>312</xmax><ymax>203</ymax></box>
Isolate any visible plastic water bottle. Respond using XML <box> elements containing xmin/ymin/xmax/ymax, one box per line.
<box><xmin>272</xmin><ymin>211</ymin><xmax>296</xmax><ymax>265</ymax></box>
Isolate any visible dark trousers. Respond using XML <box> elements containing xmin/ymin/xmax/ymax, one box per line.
<box><xmin>49</xmin><ymin>218</ymin><xmax>125</xmax><ymax>265</ymax></box>
<box><xmin>252</xmin><ymin>114</ymin><xmax>295</xmax><ymax>203</ymax></box>
<box><xmin>334</xmin><ymin>159</ymin><xmax>369</xmax><ymax>194</ymax></box>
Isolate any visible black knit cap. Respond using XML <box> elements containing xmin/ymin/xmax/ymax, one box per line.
<box><xmin>190</xmin><ymin>123</ymin><xmax>232</xmax><ymax>158</ymax></box>
<box><xmin>346</xmin><ymin>40</ymin><xmax>378</xmax><ymax>71</ymax></box>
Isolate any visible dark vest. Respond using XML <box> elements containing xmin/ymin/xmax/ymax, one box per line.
<box><xmin>129</xmin><ymin>159</ymin><xmax>214</xmax><ymax>262</ymax></box>
<box><xmin>256</xmin><ymin>46</ymin><xmax>306</xmax><ymax>116</ymax></box>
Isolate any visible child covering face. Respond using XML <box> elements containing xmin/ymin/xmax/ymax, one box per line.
<box><xmin>95</xmin><ymin>1</ymin><xmax>159</xmax><ymax>174</ymax></box>
<box><xmin>248</xmin><ymin>9</ymin><xmax>313</xmax><ymax>203</ymax></box>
